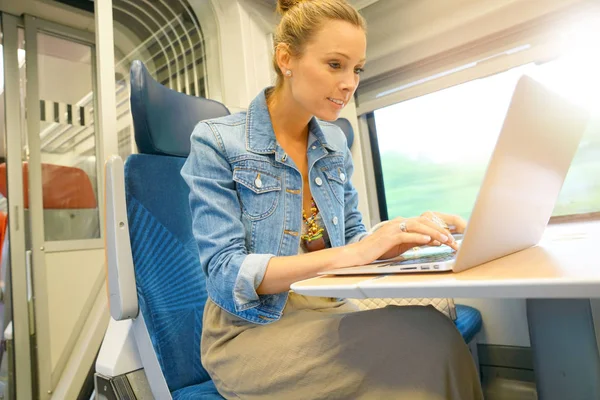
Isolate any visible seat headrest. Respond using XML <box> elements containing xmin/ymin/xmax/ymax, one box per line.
<box><xmin>130</xmin><ymin>60</ymin><xmax>230</xmax><ymax>157</ymax></box>
<box><xmin>331</xmin><ymin>117</ymin><xmax>355</xmax><ymax>149</ymax></box>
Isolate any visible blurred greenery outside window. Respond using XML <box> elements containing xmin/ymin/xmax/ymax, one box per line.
<box><xmin>373</xmin><ymin>28</ymin><xmax>600</xmax><ymax>221</ymax></box>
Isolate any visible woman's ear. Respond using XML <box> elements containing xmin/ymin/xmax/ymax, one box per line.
<box><xmin>275</xmin><ymin>43</ymin><xmax>292</xmax><ymax>75</ymax></box>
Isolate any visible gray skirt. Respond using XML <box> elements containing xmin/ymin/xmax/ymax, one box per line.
<box><xmin>201</xmin><ymin>292</ymin><xmax>483</xmax><ymax>400</ymax></box>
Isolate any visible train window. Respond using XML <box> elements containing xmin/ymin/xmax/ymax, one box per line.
<box><xmin>369</xmin><ymin>51</ymin><xmax>600</xmax><ymax>221</ymax></box>
<box><xmin>34</xmin><ymin>33</ymin><xmax>102</xmax><ymax>241</ymax></box>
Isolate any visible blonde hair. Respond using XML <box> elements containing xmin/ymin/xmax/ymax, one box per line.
<box><xmin>273</xmin><ymin>0</ymin><xmax>366</xmax><ymax>90</ymax></box>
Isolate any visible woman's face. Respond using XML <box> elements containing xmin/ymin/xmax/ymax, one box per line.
<box><xmin>286</xmin><ymin>20</ymin><xmax>366</xmax><ymax>121</ymax></box>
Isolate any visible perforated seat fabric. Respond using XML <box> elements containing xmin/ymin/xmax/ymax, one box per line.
<box><xmin>454</xmin><ymin>305</ymin><xmax>483</xmax><ymax>343</ymax></box>
<box><xmin>171</xmin><ymin>379</ymin><xmax>224</xmax><ymax>400</ymax></box>
<box><xmin>126</xmin><ymin>154</ymin><xmax>213</xmax><ymax>393</ymax></box>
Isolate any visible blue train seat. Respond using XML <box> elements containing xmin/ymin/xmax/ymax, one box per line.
<box><xmin>332</xmin><ymin>117</ymin><xmax>355</xmax><ymax>148</ymax></box>
<box><xmin>124</xmin><ymin>60</ymin><xmax>228</xmax><ymax>399</ymax></box>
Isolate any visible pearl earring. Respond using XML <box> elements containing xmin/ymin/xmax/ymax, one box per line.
<box><xmin>285</xmin><ymin>70</ymin><xmax>292</xmax><ymax>77</ymax></box>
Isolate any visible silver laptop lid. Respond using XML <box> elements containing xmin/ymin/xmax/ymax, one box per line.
<box><xmin>453</xmin><ymin>75</ymin><xmax>590</xmax><ymax>272</ymax></box>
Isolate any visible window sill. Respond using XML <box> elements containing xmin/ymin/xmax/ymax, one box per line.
<box><xmin>549</xmin><ymin>212</ymin><xmax>600</xmax><ymax>225</ymax></box>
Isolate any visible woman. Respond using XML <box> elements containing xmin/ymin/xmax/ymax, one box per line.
<box><xmin>181</xmin><ymin>0</ymin><xmax>483</xmax><ymax>398</ymax></box>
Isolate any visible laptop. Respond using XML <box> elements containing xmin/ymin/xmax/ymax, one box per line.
<box><xmin>319</xmin><ymin>75</ymin><xmax>590</xmax><ymax>276</ymax></box>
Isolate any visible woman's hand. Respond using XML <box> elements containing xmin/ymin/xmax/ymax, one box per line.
<box><xmin>348</xmin><ymin>212</ymin><xmax>465</xmax><ymax>266</ymax></box>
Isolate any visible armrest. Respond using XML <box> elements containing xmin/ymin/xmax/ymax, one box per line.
<box><xmin>105</xmin><ymin>155</ymin><xmax>138</xmax><ymax>320</ymax></box>
<box><xmin>96</xmin><ymin>317</ymin><xmax>172</xmax><ymax>399</ymax></box>
<box><xmin>96</xmin><ymin>318</ymin><xmax>142</xmax><ymax>376</ymax></box>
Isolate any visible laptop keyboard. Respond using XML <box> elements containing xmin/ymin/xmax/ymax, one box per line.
<box><xmin>385</xmin><ymin>251</ymin><xmax>456</xmax><ymax>266</ymax></box>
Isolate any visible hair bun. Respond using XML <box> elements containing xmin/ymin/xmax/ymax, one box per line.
<box><xmin>276</xmin><ymin>0</ymin><xmax>306</xmax><ymax>15</ymax></box>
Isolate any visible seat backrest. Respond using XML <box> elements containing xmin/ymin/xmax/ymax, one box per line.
<box><xmin>0</xmin><ymin>163</ymin><xmax>99</xmax><ymax>241</ymax></box>
<box><xmin>126</xmin><ymin>60</ymin><xmax>229</xmax><ymax>392</ymax></box>
<box><xmin>331</xmin><ymin>117</ymin><xmax>355</xmax><ymax>149</ymax></box>
<box><xmin>0</xmin><ymin>162</ymin><xmax>96</xmax><ymax>209</ymax></box>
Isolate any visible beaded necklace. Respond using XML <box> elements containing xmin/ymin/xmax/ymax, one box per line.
<box><xmin>301</xmin><ymin>198</ymin><xmax>326</xmax><ymax>252</ymax></box>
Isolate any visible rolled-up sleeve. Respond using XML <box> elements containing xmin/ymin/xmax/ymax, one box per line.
<box><xmin>181</xmin><ymin>122</ymin><xmax>274</xmax><ymax>312</ymax></box>
<box><xmin>342</xmin><ymin>146</ymin><xmax>369</xmax><ymax>245</ymax></box>
<box><xmin>234</xmin><ymin>253</ymin><xmax>275</xmax><ymax>308</ymax></box>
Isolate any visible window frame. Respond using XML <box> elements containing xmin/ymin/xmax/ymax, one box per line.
<box><xmin>366</xmin><ymin>103</ymin><xmax>600</xmax><ymax>224</ymax></box>
<box><xmin>365</xmin><ymin>112</ymin><xmax>388</xmax><ymax>222</ymax></box>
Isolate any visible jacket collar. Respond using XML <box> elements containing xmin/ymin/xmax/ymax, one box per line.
<box><xmin>245</xmin><ymin>88</ymin><xmax>339</xmax><ymax>154</ymax></box>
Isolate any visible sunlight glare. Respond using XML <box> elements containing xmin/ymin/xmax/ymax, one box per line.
<box><xmin>375</xmin><ymin>13</ymin><xmax>600</xmax><ymax>163</ymax></box>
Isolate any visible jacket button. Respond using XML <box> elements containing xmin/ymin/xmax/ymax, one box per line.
<box><xmin>312</xmin><ymin>145</ymin><xmax>317</xmax><ymax>150</ymax></box>
<box><xmin>315</xmin><ymin>177</ymin><xmax>323</xmax><ymax>186</ymax></box>
<box><xmin>340</xmin><ymin>172</ymin><xmax>346</xmax><ymax>182</ymax></box>
<box><xmin>282</xmin><ymin>154</ymin><xmax>288</xmax><ymax>162</ymax></box>
<box><xmin>255</xmin><ymin>177</ymin><xmax>263</xmax><ymax>188</ymax></box>
<box><xmin>332</xmin><ymin>216</ymin><xmax>338</xmax><ymax>225</ymax></box>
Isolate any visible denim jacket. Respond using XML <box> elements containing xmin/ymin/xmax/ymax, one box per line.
<box><xmin>181</xmin><ymin>88</ymin><xmax>368</xmax><ymax>325</ymax></box>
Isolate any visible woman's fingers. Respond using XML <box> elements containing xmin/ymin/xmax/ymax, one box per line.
<box><xmin>396</xmin><ymin>219</ymin><xmax>458</xmax><ymax>250</ymax></box>
<box><xmin>414</xmin><ymin>219</ymin><xmax>451</xmax><ymax>243</ymax></box>
<box><xmin>405</xmin><ymin>217</ymin><xmax>457</xmax><ymax>250</ymax></box>
<box><xmin>420</xmin><ymin>211</ymin><xmax>451</xmax><ymax>232</ymax></box>
<box><xmin>398</xmin><ymin>232</ymin><xmax>432</xmax><ymax>244</ymax></box>
<box><xmin>370</xmin><ymin>215</ymin><xmax>462</xmax><ymax>262</ymax></box>
<box><xmin>417</xmin><ymin>217</ymin><xmax>456</xmax><ymax>247</ymax></box>
<box><xmin>430</xmin><ymin>211</ymin><xmax>467</xmax><ymax>233</ymax></box>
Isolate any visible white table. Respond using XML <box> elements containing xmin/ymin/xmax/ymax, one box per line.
<box><xmin>291</xmin><ymin>220</ymin><xmax>600</xmax><ymax>400</ymax></box>
<box><xmin>292</xmin><ymin>220</ymin><xmax>600</xmax><ymax>298</ymax></box>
